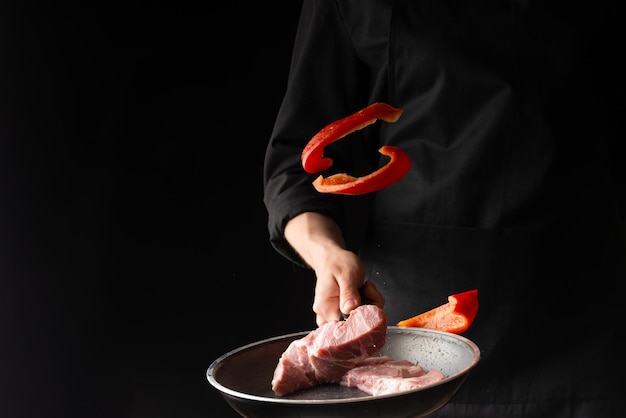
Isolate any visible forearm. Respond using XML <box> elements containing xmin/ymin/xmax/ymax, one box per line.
<box><xmin>284</xmin><ymin>212</ymin><xmax>346</xmax><ymax>271</ymax></box>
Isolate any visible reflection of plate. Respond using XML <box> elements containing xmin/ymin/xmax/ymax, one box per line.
<box><xmin>207</xmin><ymin>327</ymin><xmax>480</xmax><ymax>418</ymax></box>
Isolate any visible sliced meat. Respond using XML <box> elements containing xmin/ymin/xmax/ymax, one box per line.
<box><xmin>341</xmin><ymin>359</ymin><xmax>445</xmax><ymax>396</ymax></box>
<box><xmin>340</xmin><ymin>358</ymin><xmax>426</xmax><ymax>387</ymax></box>
<box><xmin>370</xmin><ymin>370</ymin><xmax>445</xmax><ymax>396</ymax></box>
<box><xmin>271</xmin><ymin>304</ymin><xmax>387</xmax><ymax>397</ymax></box>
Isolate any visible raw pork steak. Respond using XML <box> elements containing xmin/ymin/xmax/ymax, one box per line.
<box><xmin>271</xmin><ymin>304</ymin><xmax>387</xmax><ymax>397</ymax></box>
<box><xmin>340</xmin><ymin>358</ymin><xmax>445</xmax><ymax>396</ymax></box>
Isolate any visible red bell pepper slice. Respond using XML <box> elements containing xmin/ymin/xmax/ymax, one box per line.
<box><xmin>301</xmin><ymin>102</ymin><xmax>410</xmax><ymax>195</ymax></box>
<box><xmin>396</xmin><ymin>289</ymin><xmax>479</xmax><ymax>334</ymax></box>
<box><xmin>311</xmin><ymin>145</ymin><xmax>411</xmax><ymax>195</ymax></box>
<box><xmin>301</xmin><ymin>102</ymin><xmax>404</xmax><ymax>174</ymax></box>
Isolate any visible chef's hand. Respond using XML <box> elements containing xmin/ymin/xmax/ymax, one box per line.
<box><xmin>284</xmin><ymin>212</ymin><xmax>385</xmax><ymax>326</ymax></box>
<box><xmin>312</xmin><ymin>247</ymin><xmax>367</xmax><ymax>325</ymax></box>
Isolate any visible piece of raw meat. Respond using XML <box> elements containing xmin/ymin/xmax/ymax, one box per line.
<box><xmin>340</xmin><ymin>358</ymin><xmax>426</xmax><ymax>385</ymax></box>
<box><xmin>340</xmin><ymin>358</ymin><xmax>445</xmax><ymax>396</ymax></box>
<box><xmin>271</xmin><ymin>304</ymin><xmax>387</xmax><ymax>397</ymax></box>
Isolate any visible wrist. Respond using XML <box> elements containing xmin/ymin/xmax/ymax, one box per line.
<box><xmin>285</xmin><ymin>212</ymin><xmax>346</xmax><ymax>268</ymax></box>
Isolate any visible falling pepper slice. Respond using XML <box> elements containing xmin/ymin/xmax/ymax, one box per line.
<box><xmin>301</xmin><ymin>102</ymin><xmax>409</xmax><ymax>195</ymax></box>
<box><xmin>396</xmin><ymin>289</ymin><xmax>479</xmax><ymax>334</ymax></box>
<box><xmin>312</xmin><ymin>145</ymin><xmax>411</xmax><ymax>195</ymax></box>
<box><xmin>302</xmin><ymin>102</ymin><xmax>405</xmax><ymax>165</ymax></box>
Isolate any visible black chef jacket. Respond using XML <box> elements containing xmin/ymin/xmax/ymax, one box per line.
<box><xmin>263</xmin><ymin>1</ymin><xmax>626</xmax><ymax>416</ymax></box>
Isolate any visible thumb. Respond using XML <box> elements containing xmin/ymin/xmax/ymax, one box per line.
<box><xmin>339</xmin><ymin>284</ymin><xmax>362</xmax><ymax>317</ymax></box>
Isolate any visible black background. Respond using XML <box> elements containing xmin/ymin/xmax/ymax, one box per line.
<box><xmin>1</xmin><ymin>2</ymin><xmax>315</xmax><ymax>417</ymax></box>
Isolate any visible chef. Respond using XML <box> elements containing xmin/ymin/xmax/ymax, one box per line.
<box><xmin>263</xmin><ymin>1</ymin><xmax>625</xmax><ymax>416</ymax></box>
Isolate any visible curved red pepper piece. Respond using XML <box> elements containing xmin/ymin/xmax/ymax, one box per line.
<box><xmin>301</xmin><ymin>102</ymin><xmax>404</xmax><ymax>174</ymax></box>
<box><xmin>396</xmin><ymin>289</ymin><xmax>479</xmax><ymax>334</ymax></box>
<box><xmin>312</xmin><ymin>145</ymin><xmax>411</xmax><ymax>195</ymax></box>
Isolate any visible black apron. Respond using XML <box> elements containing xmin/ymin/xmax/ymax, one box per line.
<box><xmin>361</xmin><ymin>218</ymin><xmax>625</xmax><ymax>416</ymax></box>
<box><xmin>357</xmin><ymin>1</ymin><xmax>626</xmax><ymax>416</ymax></box>
<box><xmin>264</xmin><ymin>1</ymin><xmax>626</xmax><ymax>415</ymax></box>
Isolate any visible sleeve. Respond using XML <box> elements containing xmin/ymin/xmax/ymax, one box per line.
<box><xmin>262</xmin><ymin>0</ymin><xmax>373</xmax><ymax>266</ymax></box>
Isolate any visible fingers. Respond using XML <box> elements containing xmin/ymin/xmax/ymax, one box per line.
<box><xmin>311</xmin><ymin>249</ymin><xmax>366</xmax><ymax>326</ymax></box>
<box><xmin>312</xmin><ymin>280</ymin><xmax>341</xmax><ymax>326</ymax></box>
<box><xmin>339</xmin><ymin>282</ymin><xmax>362</xmax><ymax>318</ymax></box>
<box><xmin>313</xmin><ymin>279</ymin><xmax>385</xmax><ymax>326</ymax></box>
<box><xmin>312</xmin><ymin>279</ymin><xmax>362</xmax><ymax>326</ymax></box>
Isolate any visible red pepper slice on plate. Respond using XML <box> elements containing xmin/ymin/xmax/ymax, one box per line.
<box><xmin>301</xmin><ymin>102</ymin><xmax>410</xmax><ymax>195</ymax></box>
<box><xmin>312</xmin><ymin>145</ymin><xmax>411</xmax><ymax>195</ymax></box>
<box><xmin>396</xmin><ymin>289</ymin><xmax>479</xmax><ymax>334</ymax></box>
